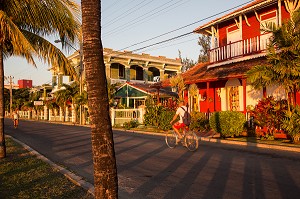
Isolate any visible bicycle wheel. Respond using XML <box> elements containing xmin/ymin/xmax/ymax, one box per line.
<box><xmin>165</xmin><ymin>130</ymin><xmax>177</xmax><ymax>148</ymax></box>
<box><xmin>184</xmin><ymin>131</ymin><xmax>199</xmax><ymax>151</ymax></box>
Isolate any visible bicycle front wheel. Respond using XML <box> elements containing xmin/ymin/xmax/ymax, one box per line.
<box><xmin>165</xmin><ymin>130</ymin><xmax>177</xmax><ymax>148</ymax></box>
<box><xmin>184</xmin><ymin>131</ymin><xmax>199</xmax><ymax>151</ymax></box>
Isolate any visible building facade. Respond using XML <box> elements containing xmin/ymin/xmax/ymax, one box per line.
<box><xmin>18</xmin><ymin>79</ymin><xmax>33</xmax><ymax>88</ymax></box>
<box><xmin>175</xmin><ymin>0</ymin><xmax>299</xmax><ymax>114</ymax></box>
<box><xmin>50</xmin><ymin>48</ymin><xmax>182</xmax><ymax>87</ymax></box>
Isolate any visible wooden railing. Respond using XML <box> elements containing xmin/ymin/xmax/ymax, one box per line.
<box><xmin>209</xmin><ymin>33</ymin><xmax>272</xmax><ymax>64</ymax></box>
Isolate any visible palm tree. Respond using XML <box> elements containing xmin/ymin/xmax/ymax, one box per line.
<box><xmin>0</xmin><ymin>0</ymin><xmax>81</xmax><ymax>158</ymax></box>
<box><xmin>247</xmin><ymin>10</ymin><xmax>300</xmax><ymax>112</ymax></box>
<box><xmin>81</xmin><ymin>0</ymin><xmax>118</xmax><ymax>198</ymax></box>
<box><xmin>170</xmin><ymin>74</ymin><xmax>186</xmax><ymax>101</ymax></box>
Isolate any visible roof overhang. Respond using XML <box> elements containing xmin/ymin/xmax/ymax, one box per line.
<box><xmin>194</xmin><ymin>0</ymin><xmax>277</xmax><ymax>35</ymax></box>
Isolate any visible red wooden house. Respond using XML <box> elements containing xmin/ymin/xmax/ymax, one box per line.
<box><xmin>173</xmin><ymin>0</ymin><xmax>300</xmax><ymax>115</ymax></box>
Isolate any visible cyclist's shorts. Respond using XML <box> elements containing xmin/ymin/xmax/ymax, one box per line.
<box><xmin>173</xmin><ymin>122</ymin><xmax>185</xmax><ymax>130</ymax></box>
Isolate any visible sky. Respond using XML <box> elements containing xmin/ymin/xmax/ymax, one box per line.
<box><xmin>4</xmin><ymin>0</ymin><xmax>253</xmax><ymax>86</ymax></box>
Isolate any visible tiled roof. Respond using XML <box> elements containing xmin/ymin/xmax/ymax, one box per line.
<box><xmin>162</xmin><ymin>57</ymin><xmax>268</xmax><ymax>86</ymax></box>
<box><xmin>125</xmin><ymin>82</ymin><xmax>177</xmax><ymax>97</ymax></box>
<box><xmin>194</xmin><ymin>0</ymin><xmax>275</xmax><ymax>34</ymax></box>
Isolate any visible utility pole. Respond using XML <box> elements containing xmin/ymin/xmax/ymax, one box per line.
<box><xmin>8</xmin><ymin>76</ymin><xmax>14</xmax><ymax>116</ymax></box>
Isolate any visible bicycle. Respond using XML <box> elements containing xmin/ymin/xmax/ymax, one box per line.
<box><xmin>165</xmin><ymin>126</ymin><xmax>199</xmax><ymax>151</ymax></box>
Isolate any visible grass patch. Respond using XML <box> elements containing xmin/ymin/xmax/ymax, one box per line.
<box><xmin>0</xmin><ymin>137</ymin><xmax>93</xmax><ymax>199</ymax></box>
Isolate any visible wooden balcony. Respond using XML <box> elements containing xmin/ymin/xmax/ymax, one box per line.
<box><xmin>209</xmin><ymin>33</ymin><xmax>272</xmax><ymax>64</ymax></box>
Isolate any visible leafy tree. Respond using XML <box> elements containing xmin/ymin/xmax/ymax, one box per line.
<box><xmin>198</xmin><ymin>35</ymin><xmax>210</xmax><ymax>63</ymax></box>
<box><xmin>170</xmin><ymin>74</ymin><xmax>186</xmax><ymax>101</ymax></box>
<box><xmin>81</xmin><ymin>0</ymin><xmax>118</xmax><ymax>198</ymax></box>
<box><xmin>178</xmin><ymin>50</ymin><xmax>197</xmax><ymax>72</ymax></box>
<box><xmin>0</xmin><ymin>0</ymin><xmax>81</xmax><ymax>158</ymax></box>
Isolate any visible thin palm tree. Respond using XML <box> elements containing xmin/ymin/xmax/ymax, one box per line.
<box><xmin>81</xmin><ymin>0</ymin><xmax>118</xmax><ymax>198</ymax></box>
<box><xmin>247</xmin><ymin>9</ymin><xmax>300</xmax><ymax>112</ymax></box>
<box><xmin>0</xmin><ymin>0</ymin><xmax>81</xmax><ymax>158</ymax></box>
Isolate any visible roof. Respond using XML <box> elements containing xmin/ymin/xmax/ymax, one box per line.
<box><xmin>115</xmin><ymin>82</ymin><xmax>177</xmax><ymax>98</ymax></box>
<box><xmin>162</xmin><ymin>57</ymin><xmax>268</xmax><ymax>86</ymax></box>
<box><xmin>194</xmin><ymin>0</ymin><xmax>277</xmax><ymax>34</ymax></box>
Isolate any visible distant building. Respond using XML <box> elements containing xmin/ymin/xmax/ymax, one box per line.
<box><xmin>50</xmin><ymin>48</ymin><xmax>182</xmax><ymax>88</ymax></box>
<box><xmin>18</xmin><ymin>79</ymin><xmax>33</xmax><ymax>88</ymax></box>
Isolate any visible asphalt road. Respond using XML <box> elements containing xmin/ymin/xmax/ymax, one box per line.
<box><xmin>4</xmin><ymin>119</ymin><xmax>300</xmax><ymax>199</ymax></box>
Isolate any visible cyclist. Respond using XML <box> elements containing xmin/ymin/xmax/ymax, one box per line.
<box><xmin>170</xmin><ymin>100</ymin><xmax>188</xmax><ymax>144</ymax></box>
<box><xmin>12</xmin><ymin>110</ymin><xmax>19</xmax><ymax>128</ymax></box>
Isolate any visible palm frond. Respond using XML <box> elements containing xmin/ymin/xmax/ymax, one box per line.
<box><xmin>0</xmin><ymin>10</ymin><xmax>36</xmax><ymax>65</ymax></box>
<box><xmin>21</xmin><ymin>30</ymin><xmax>76</xmax><ymax>78</ymax></box>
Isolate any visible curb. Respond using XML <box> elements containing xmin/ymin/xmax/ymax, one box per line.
<box><xmin>6</xmin><ymin>135</ymin><xmax>95</xmax><ymax>197</ymax></box>
<box><xmin>116</xmin><ymin>128</ymin><xmax>300</xmax><ymax>153</ymax></box>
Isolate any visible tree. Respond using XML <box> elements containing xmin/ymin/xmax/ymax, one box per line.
<box><xmin>198</xmin><ymin>35</ymin><xmax>211</xmax><ymax>63</ymax></box>
<box><xmin>81</xmin><ymin>0</ymin><xmax>118</xmax><ymax>198</ymax></box>
<box><xmin>170</xmin><ymin>74</ymin><xmax>186</xmax><ymax>101</ymax></box>
<box><xmin>178</xmin><ymin>50</ymin><xmax>197</xmax><ymax>72</ymax></box>
<box><xmin>0</xmin><ymin>0</ymin><xmax>81</xmax><ymax>158</ymax></box>
<box><xmin>247</xmin><ymin>10</ymin><xmax>300</xmax><ymax>113</ymax></box>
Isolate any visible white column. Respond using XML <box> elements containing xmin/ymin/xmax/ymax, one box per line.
<box><xmin>71</xmin><ymin>104</ymin><xmax>76</xmax><ymax>123</ymax></box>
<box><xmin>110</xmin><ymin>108</ymin><xmax>115</xmax><ymax>126</ymax></box>
<box><xmin>59</xmin><ymin>107</ymin><xmax>63</xmax><ymax>121</ymax></box>
<box><xmin>44</xmin><ymin>106</ymin><xmax>48</xmax><ymax>120</ymax></box>
<box><xmin>49</xmin><ymin>109</ymin><xmax>52</xmax><ymax>121</ymax></box>
<box><xmin>65</xmin><ymin>106</ymin><xmax>69</xmax><ymax>122</ymax></box>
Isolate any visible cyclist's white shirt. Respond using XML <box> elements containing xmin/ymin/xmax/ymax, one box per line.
<box><xmin>13</xmin><ymin>113</ymin><xmax>19</xmax><ymax>120</ymax></box>
<box><xmin>175</xmin><ymin>106</ymin><xmax>187</xmax><ymax>124</ymax></box>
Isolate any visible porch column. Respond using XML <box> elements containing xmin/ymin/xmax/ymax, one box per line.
<box><xmin>105</xmin><ymin>63</ymin><xmax>111</xmax><ymax>79</ymax></box>
<box><xmin>44</xmin><ymin>105</ymin><xmax>48</xmax><ymax>120</ymax></box>
<box><xmin>206</xmin><ymin>82</ymin><xmax>210</xmax><ymax>112</ymax></box>
<box><xmin>242</xmin><ymin>79</ymin><xmax>247</xmax><ymax>114</ymax></box>
<box><xmin>160</xmin><ymin>69</ymin><xmax>165</xmax><ymax>81</ymax></box>
<box><xmin>143</xmin><ymin>68</ymin><xmax>148</xmax><ymax>83</ymax></box>
<box><xmin>125</xmin><ymin>65</ymin><xmax>130</xmax><ymax>81</ymax></box>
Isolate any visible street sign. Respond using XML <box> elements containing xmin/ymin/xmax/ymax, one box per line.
<box><xmin>34</xmin><ymin>101</ymin><xmax>43</xmax><ymax>106</ymax></box>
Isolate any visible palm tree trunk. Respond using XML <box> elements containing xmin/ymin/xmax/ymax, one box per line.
<box><xmin>81</xmin><ymin>0</ymin><xmax>118</xmax><ymax>198</ymax></box>
<box><xmin>0</xmin><ymin>44</ymin><xmax>6</xmax><ymax>158</ymax></box>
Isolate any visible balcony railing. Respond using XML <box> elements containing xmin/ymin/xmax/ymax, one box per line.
<box><xmin>209</xmin><ymin>33</ymin><xmax>272</xmax><ymax>64</ymax></box>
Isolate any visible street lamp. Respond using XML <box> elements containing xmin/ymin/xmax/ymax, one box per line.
<box><xmin>54</xmin><ymin>39</ymin><xmax>83</xmax><ymax>125</ymax></box>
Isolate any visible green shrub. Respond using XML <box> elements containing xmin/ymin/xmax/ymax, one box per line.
<box><xmin>123</xmin><ymin>120</ymin><xmax>139</xmax><ymax>130</ymax></box>
<box><xmin>143</xmin><ymin>98</ymin><xmax>175</xmax><ymax>131</ymax></box>
<box><xmin>282</xmin><ymin>105</ymin><xmax>300</xmax><ymax>142</ymax></box>
<box><xmin>189</xmin><ymin>111</ymin><xmax>209</xmax><ymax>132</ymax></box>
<box><xmin>209</xmin><ymin>111</ymin><xmax>246</xmax><ymax>138</ymax></box>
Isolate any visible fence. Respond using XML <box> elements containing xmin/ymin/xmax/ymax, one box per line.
<box><xmin>110</xmin><ymin>108</ymin><xmax>145</xmax><ymax>126</ymax></box>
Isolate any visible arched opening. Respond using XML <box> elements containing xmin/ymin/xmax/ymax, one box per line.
<box><xmin>148</xmin><ymin>67</ymin><xmax>160</xmax><ymax>81</ymax></box>
<box><xmin>130</xmin><ymin>65</ymin><xmax>143</xmax><ymax>80</ymax></box>
<box><xmin>110</xmin><ymin>63</ymin><xmax>125</xmax><ymax>79</ymax></box>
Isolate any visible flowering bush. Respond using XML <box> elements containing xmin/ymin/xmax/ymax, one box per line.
<box><xmin>250</xmin><ymin>96</ymin><xmax>288</xmax><ymax>130</ymax></box>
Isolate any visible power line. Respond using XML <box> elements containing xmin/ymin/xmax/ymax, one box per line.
<box><xmin>103</xmin><ymin>0</ymin><xmax>190</xmax><ymax>38</ymax></box>
<box><xmin>103</xmin><ymin>0</ymin><xmax>154</xmax><ymax>28</ymax></box>
<box><xmin>117</xmin><ymin>0</ymin><xmax>253</xmax><ymax>51</ymax></box>
<box><xmin>103</xmin><ymin>0</ymin><xmax>253</xmax><ymax>59</ymax></box>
